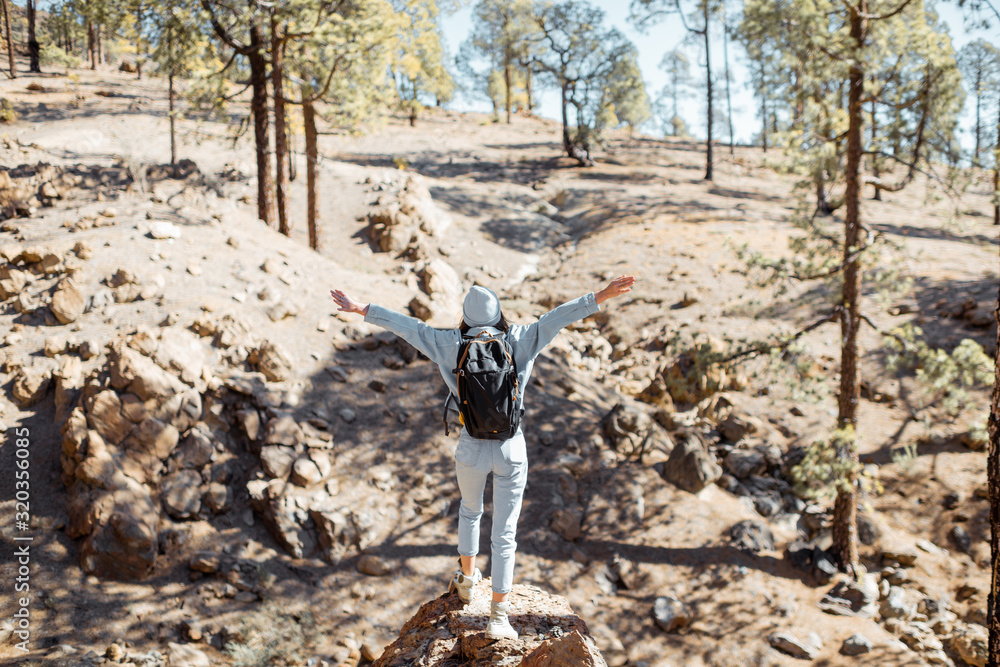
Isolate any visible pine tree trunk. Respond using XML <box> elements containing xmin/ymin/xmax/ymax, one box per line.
<box><xmin>831</xmin><ymin>3</ymin><xmax>865</xmax><ymax>579</ymax></box>
<box><xmin>723</xmin><ymin>19</ymin><xmax>734</xmax><ymax>156</ymax></box>
<box><xmin>248</xmin><ymin>23</ymin><xmax>275</xmax><ymax>227</ymax></box>
<box><xmin>672</xmin><ymin>74</ymin><xmax>679</xmax><ymax>136</ymax></box>
<box><xmin>27</xmin><ymin>0</ymin><xmax>40</xmax><ymax>73</ymax></box>
<box><xmin>504</xmin><ymin>56</ymin><xmax>512</xmax><ymax>124</ymax></box>
<box><xmin>303</xmin><ymin>93</ymin><xmax>319</xmax><ymax>251</ymax></box>
<box><xmin>974</xmin><ymin>69</ymin><xmax>982</xmax><ymax>164</ymax></box>
<box><xmin>168</xmin><ymin>73</ymin><xmax>176</xmax><ymax>166</ymax></box>
<box><xmin>759</xmin><ymin>65</ymin><xmax>767</xmax><ymax>153</ymax></box>
<box><xmin>987</xmin><ymin>209</ymin><xmax>1000</xmax><ymax>666</ymax></box>
<box><xmin>135</xmin><ymin>1</ymin><xmax>143</xmax><ymax>79</ymax></box>
<box><xmin>871</xmin><ymin>98</ymin><xmax>881</xmax><ymax>201</ymax></box>
<box><xmin>561</xmin><ymin>83</ymin><xmax>571</xmax><ymax>156</ymax></box>
<box><xmin>525</xmin><ymin>65</ymin><xmax>533</xmax><ymax>114</ymax></box>
<box><xmin>988</xmin><ymin>226</ymin><xmax>1000</xmax><ymax>666</ymax></box>
<box><xmin>88</xmin><ymin>21</ymin><xmax>96</xmax><ymax>70</ymax></box>
<box><xmin>994</xmin><ymin>103</ymin><xmax>999</xmax><ymax>226</ymax></box>
<box><xmin>270</xmin><ymin>16</ymin><xmax>289</xmax><ymax>237</ymax></box>
<box><xmin>97</xmin><ymin>23</ymin><xmax>103</xmax><ymax>66</ymax></box>
<box><xmin>288</xmin><ymin>125</ymin><xmax>297</xmax><ymax>182</ymax></box>
<box><xmin>2</xmin><ymin>0</ymin><xmax>14</xmax><ymax>79</ymax></box>
<box><xmin>703</xmin><ymin>3</ymin><xmax>713</xmax><ymax>181</ymax></box>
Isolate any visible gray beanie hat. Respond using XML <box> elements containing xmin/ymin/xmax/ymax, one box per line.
<box><xmin>463</xmin><ymin>285</ymin><xmax>501</xmax><ymax>327</ymax></box>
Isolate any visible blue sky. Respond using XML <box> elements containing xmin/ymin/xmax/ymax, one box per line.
<box><xmin>440</xmin><ymin>1</ymin><xmax>997</xmax><ymax>149</ymax></box>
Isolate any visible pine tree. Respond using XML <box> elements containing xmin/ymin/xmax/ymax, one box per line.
<box><xmin>2</xmin><ymin>0</ymin><xmax>14</xmax><ymax>78</ymax></box>
<box><xmin>282</xmin><ymin>0</ymin><xmax>398</xmax><ymax>249</ymax></box>
<box><xmin>734</xmin><ymin>0</ymin><xmax>962</xmax><ymax>577</ymax></box>
<box><xmin>631</xmin><ymin>0</ymin><xmax>722</xmax><ymax>180</ymax></box>
<box><xmin>656</xmin><ymin>49</ymin><xmax>691</xmax><ymax>137</ymax></box>
<box><xmin>465</xmin><ymin>0</ymin><xmax>535</xmax><ymax>123</ymax></box>
<box><xmin>200</xmin><ymin>0</ymin><xmax>276</xmax><ymax>227</ymax></box>
<box><xmin>149</xmin><ymin>0</ymin><xmax>202</xmax><ymax>167</ymax></box>
<box><xmin>391</xmin><ymin>0</ymin><xmax>453</xmax><ymax>126</ymax></box>
<box><xmin>534</xmin><ymin>0</ymin><xmax>644</xmax><ymax>165</ymax></box>
<box><xmin>958</xmin><ymin>40</ymin><xmax>1000</xmax><ymax>165</ymax></box>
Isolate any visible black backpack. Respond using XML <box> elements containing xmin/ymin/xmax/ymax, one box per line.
<box><xmin>443</xmin><ymin>330</ymin><xmax>522</xmax><ymax>439</ymax></box>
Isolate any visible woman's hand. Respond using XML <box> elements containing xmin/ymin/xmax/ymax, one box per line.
<box><xmin>330</xmin><ymin>289</ymin><xmax>370</xmax><ymax>316</ymax></box>
<box><xmin>595</xmin><ymin>275</ymin><xmax>636</xmax><ymax>305</ymax></box>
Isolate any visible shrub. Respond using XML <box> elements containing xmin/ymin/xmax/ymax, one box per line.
<box><xmin>40</xmin><ymin>44</ymin><xmax>82</xmax><ymax>70</ymax></box>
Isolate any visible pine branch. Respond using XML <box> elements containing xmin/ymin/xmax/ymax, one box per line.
<box><xmin>862</xmin><ymin>0</ymin><xmax>915</xmax><ymax>21</ymax></box>
<box><xmin>858</xmin><ymin>312</ymin><xmax>914</xmax><ymax>350</ymax></box>
<box><xmin>788</xmin><ymin>233</ymin><xmax>883</xmax><ymax>280</ymax></box>
<box><xmin>722</xmin><ymin>308</ymin><xmax>844</xmax><ymax>364</ymax></box>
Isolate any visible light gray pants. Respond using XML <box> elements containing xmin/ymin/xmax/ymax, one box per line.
<box><xmin>454</xmin><ymin>426</ymin><xmax>528</xmax><ymax>595</ymax></box>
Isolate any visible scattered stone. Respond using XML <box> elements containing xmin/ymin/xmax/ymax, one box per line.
<box><xmin>261</xmin><ymin>445</ymin><xmax>296</xmax><ymax>479</ymax></box>
<box><xmin>340</xmin><ymin>408</ymin><xmax>356</xmax><ymax>424</ymax></box>
<box><xmin>520</xmin><ymin>630</ymin><xmax>606</xmax><ymax>667</ymax></box>
<box><xmin>956</xmin><ymin>583</ymin><xmax>980</xmax><ymax>602</ymax></box>
<box><xmin>950</xmin><ymin>525</ymin><xmax>972</xmax><ymax>555</ymax></box>
<box><xmin>50</xmin><ymin>279</ymin><xmax>86</xmax><ymax>324</ymax></box>
<box><xmin>951</xmin><ymin>622</ymin><xmax>987</xmax><ymax>667</ymax></box>
<box><xmin>786</xmin><ymin>541</ymin><xmax>838</xmax><ymax>583</ymax></box>
<box><xmin>236</xmin><ymin>409</ymin><xmax>261</xmax><ymax>441</ymax></box>
<box><xmin>79</xmin><ymin>480</ymin><xmax>158</xmax><ymax>580</ymax></box>
<box><xmin>126</xmin><ymin>417</ymin><xmax>180</xmax><ymax>460</ymax></box>
<box><xmin>166</xmin><ymin>642</ymin><xmax>211</xmax><ymax>667</ymax></box>
<box><xmin>767</xmin><ymin>632</ymin><xmax>819</xmax><ymax>660</ymax></box>
<box><xmin>724</xmin><ymin>449</ymin><xmax>766</xmax><ymax>480</ymax></box>
<box><xmin>728</xmin><ymin>520</ymin><xmax>774</xmax><ymax>553</ymax></box>
<box><xmin>85</xmin><ymin>389</ymin><xmax>132</xmax><ymax>445</ymax></box>
<box><xmin>880</xmin><ymin>586</ymin><xmax>916</xmax><ymax>620</ymax></box>
<box><xmin>718</xmin><ymin>413</ymin><xmax>760</xmax><ymax>442</ymax></box>
<box><xmin>161</xmin><ymin>470</ymin><xmax>203</xmax><ymax>520</ymax></box>
<box><xmin>290</xmin><ymin>453</ymin><xmax>327</xmax><ymax>487</ymax></box>
<box><xmin>550</xmin><ymin>508</ymin><xmax>583</xmax><ymax>541</ymax></box>
<box><xmin>418</xmin><ymin>258</ymin><xmax>461</xmax><ymax>299</ymax></box>
<box><xmin>13</xmin><ymin>365</ymin><xmax>51</xmax><ymax>406</ymax></box>
<box><xmin>841</xmin><ymin>633</ymin><xmax>873</xmax><ymax>656</ymax></box>
<box><xmin>881</xmin><ymin>546</ymin><xmax>918</xmax><ymax>567</ymax></box>
<box><xmin>358</xmin><ymin>554</ymin><xmax>392</xmax><ymax>577</ymax></box>
<box><xmin>254</xmin><ymin>340</ymin><xmax>293</xmax><ymax>382</ymax></box>
<box><xmin>148</xmin><ymin>221</ymin><xmax>181</xmax><ymax>239</ymax></box>
<box><xmin>408</xmin><ymin>295</ymin><xmax>434</xmax><ymax>321</ymax></box>
<box><xmin>73</xmin><ymin>240</ymin><xmax>93</xmax><ymax>259</ymax></box>
<box><xmin>857</xmin><ymin>513</ymin><xmax>880</xmax><ymax>546</ymax></box>
<box><xmin>660</xmin><ymin>433</ymin><xmax>721</xmax><ymax>493</ymax></box>
<box><xmin>189</xmin><ymin>551</ymin><xmax>220</xmax><ymax>574</ymax></box>
<box><xmin>818</xmin><ymin>576</ymin><xmax>879</xmax><ymax>618</ymax></box>
<box><xmin>177</xmin><ymin>426</ymin><xmax>215</xmax><ymax>469</ymax></box>
<box><xmin>599</xmin><ymin>403</ymin><xmax>672</xmax><ymax>460</ymax></box>
<box><xmin>653</xmin><ymin>596</ymin><xmax>692</xmax><ymax>633</ymax></box>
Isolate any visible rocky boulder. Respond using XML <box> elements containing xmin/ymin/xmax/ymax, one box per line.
<box><xmin>373</xmin><ymin>582</ymin><xmax>608</xmax><ymax>667</ymax></box>
<box><xmin>660</xmin><ymin>431</ymin><xmax>721</xmax><ymax>493</ymax></box>
<box><xmin>600</xmin><ymin>403</ymin><xmax>672</xmax><ymax>460</ymax></box>
<box><xmin>638</xmin><ymin>338</ymin><xmax>743</xmax><ymax>407</ymax></box>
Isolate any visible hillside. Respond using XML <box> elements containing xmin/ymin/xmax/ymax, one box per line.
<box><xmin>0</xmin><ymin>63</ymin><xmax>996</xmax><ymax>667</ymax></box>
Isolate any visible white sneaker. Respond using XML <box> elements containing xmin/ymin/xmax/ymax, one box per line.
<box><xmin>448</xmin><ymin>564</ymin><xmax>482</xmax><ymax>604</ymax></box>
<box><xmin>486</xmin><ymin>600</ymin><xmax>518</xmax><ymax>640</ymax></box>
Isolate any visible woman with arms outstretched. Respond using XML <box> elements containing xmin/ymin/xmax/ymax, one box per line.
<box><xmin>330</xmin><ymin>275</ymin><xmax>635</xmax><ymax>640</ymax></box>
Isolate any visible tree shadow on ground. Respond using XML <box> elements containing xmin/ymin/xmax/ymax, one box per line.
<box><xmin>871</xmin><ymin>221</ymin><xmax>998</xmax><ymax>247</ymax></box>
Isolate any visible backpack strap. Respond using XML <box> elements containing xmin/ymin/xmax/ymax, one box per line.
<box><xmin>443</xmin><ymin>393</ymin><xmax>457</xmax><ymax>436</ymax></box>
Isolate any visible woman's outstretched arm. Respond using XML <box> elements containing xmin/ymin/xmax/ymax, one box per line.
<box><xmin>329</xmin><ymin>289</ymin><xmax>456</xmax><ymax>366</ymax></box>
